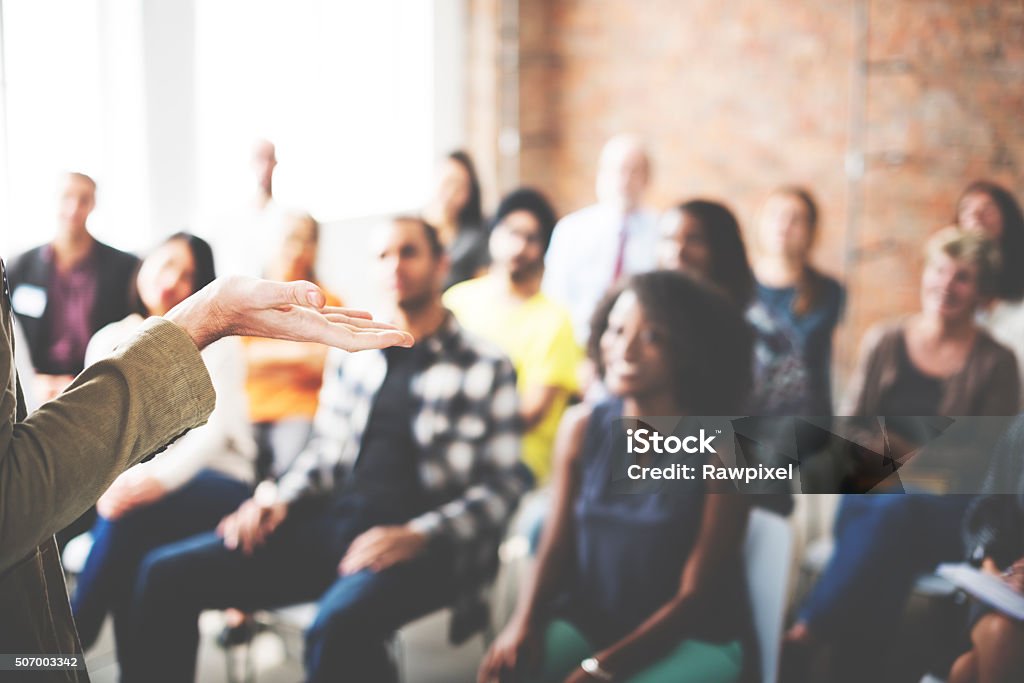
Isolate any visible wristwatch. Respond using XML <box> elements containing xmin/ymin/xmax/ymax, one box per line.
<box><xmin>580</xmin><ymin>657</ymin><xmax>614</xmax><ymax>681</ymax></box>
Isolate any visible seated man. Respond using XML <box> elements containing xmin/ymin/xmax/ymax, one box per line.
<box><xmin>444</xmin><ymin>187</ymin><xmax>580</xmax><ymax>484</ymax></box>
<box><xmin>123</xmin><ymin>217</ymin><xmax>529</xmax><ymax>683</ymax></box>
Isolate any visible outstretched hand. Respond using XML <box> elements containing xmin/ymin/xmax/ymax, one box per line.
<box><xmin>165</xmin><ymin>276</ymin><xmax>414</xmax><ymax>351</ymax></box>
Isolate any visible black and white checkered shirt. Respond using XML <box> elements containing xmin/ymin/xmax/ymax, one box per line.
<box><xmin>277</xmin><ymin>311</ymin><xmax>529</xmax><ymax>577</ymax></box>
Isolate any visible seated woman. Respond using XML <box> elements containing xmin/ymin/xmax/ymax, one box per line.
<box><xmin>71</xmin><ymin>233</ymin><xmax>256</xmax><ymax>652</ymax></box>
<box><xmin>783</xmin><ymin>228</ymin><xmax>1019</xmax><ymax>682</ymax></box>
<box><xmin>423</xmin><ymin>150</ymin><xmax>490</xmax><ymax>289</ymax></box>
<box><xmin>479</xmin><ymin>270</ymin><xmax>756</xmax><ymax>683</ymax></box>
<box><xmin>244</xmin><ymin>212</ymin><xmax>341</xmax><ymax>480</ymax></box>
<box><xmin>956</xmin><ymin>180</ymin><xmax>1024</xmax><ymax>409</ymax></box>
<box><xmin>949</xmin><ymin>416</ymin><xmax>1024</xmax><ymax>683</ymax></box>
<box><xmin>657</xmin><ymin>199</ymin><xmax>811</xmax><ymax>415</ymax></box>
<box><xmin>752</xmin><ymin>187</ymin><xmax>845</xmax><ymax>416</ymax></box>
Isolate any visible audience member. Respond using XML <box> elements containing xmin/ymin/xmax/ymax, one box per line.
<box><xmin>205</xmin><ymin>139</ymin><xmax>289</xmax><ymax>277</ymax></box>
<box><xmin>658</xmin><ymin>199</ymin><xmax>812</xmax><ymax>415</ymax></box>
<box><xmin>950</xmin><ymin>416</ymin><xmax>1024</xmax><ymax>683</ymax></box>
<box><xmin>243</xmin><ymin>212</ymin><xmax>341</xmax><ymax>480</ymax></box>
<box><xmin>423</xmin><ymin>150</ymin><xmax>490</xmax><ymax>288</ymax></box>
<box><xmin>543</xmin><ymin>135</ymin><xmax>660</xmax><ymax>345</ymax></box>
<box><xmin>479</xmin><ymin>270</ymin><xmax>754</xmax><ymax>683</ymax></box>
<box><xmin>784</xmin><ymin>228</ymin><xmax>1019</xmax><ymax>683</ymax></box>
<box><xmin>445</xmin><ymin>188</ymin><xmax>580</xmax><ymax>483</ymax></box>
<box><xmin>7</xmin><ymin>172</ymin><xmax>139</xmax><ymax>401</ymax></box>
<box><xmin>753</xmin><ymin>187</ymin><xmax>844</xmax><ymax>415</ymax></box>
<box><xmin>70</xmin><ymin>233</ymin><xmax>256</xmax><ymax>653</ymax></box>
<box><xmin>956</xmin><ymin>180</ymin><xmax>1024</xmax><ymax>408</ymax></box>
<box><xmin>121</xmin><ymin>217</ymin><xmax>529</xmax><ymax>683</ymax></box>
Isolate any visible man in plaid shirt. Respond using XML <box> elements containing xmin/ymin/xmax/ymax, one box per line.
<box><xmin>124</xmin><ymin>217</ymin><xmax>530</xmax><ymax>683</ymax></box>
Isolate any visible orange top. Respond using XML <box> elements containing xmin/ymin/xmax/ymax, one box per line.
<box><xmin>243</xmin><ymin>289</ymin><xmax>341</xmax><ymax>423</ymax></box>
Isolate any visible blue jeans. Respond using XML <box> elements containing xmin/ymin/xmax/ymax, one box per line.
<box><xmin>71</xmin><ymin>469</ymin><xmax>250</xmax><ymax>652</ymax></box>
<box><xmin>799</xmin><ymin>494</ymin><xmax>972</xmax><ymax>665</ymax></box>
<box><xmin>122</xmin><ymin>495</ymin><xmax>456</xmax><ymax>683</ymax></box>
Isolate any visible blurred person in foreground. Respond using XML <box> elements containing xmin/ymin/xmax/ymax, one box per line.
<box><xmin>70</xmin><ymin>233</ymin><xmax>256</xmax><ymax>655</ymax></box>
<box><xmin>243</xmin><ymin>212</ymin><xmax>342</xmax><ymax>480</ymax></box>
<box><xmin>445</xmin><ymin>187</ymin><xmax>580</xmax><ymax>485</ymax></box>
<box><xmin>956</xmin><ymin>180</ymin><xmax>1024</xmax><ymax>408</ymax></box>
<box><xmin>949</xmin><ymin>416</ymin><xmax>1024</xmax><ymax>683</ymax></box>
<box><xmin>0</xmin><ymin>243</ymin><xmax>412</xmax><ymax>681</ymax></box>
<box><xmin>7</xmin><ymin>171</ymin><xmax>138</xmax><ymax>403</ymax></box>
<box><xmin>423</xmin><ymin>150</ymin><xmax>491</xmax><ymax>289</ymax></box>
<box><xmin>479</xmin><ymin>270</ymin><xmax>755</xmax><ymax>683</ymax></box>
<box><xmin>783</xmin><ymin>228</ymin><xmax>1018</xmax><ymax>683</ymax></box>
<box><xmin>543</xmin><ymin>135</ymin><xmax>660</xmax><ymax>347</ymax></box>
<box><xmin>123</xmin><ymin>217</ymin><xmax>530</xmax><ymax>683</ymax></box>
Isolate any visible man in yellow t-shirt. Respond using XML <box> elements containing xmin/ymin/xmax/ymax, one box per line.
<box><xmin>445</xmin><ymin>188</ymin><xmax>580</xmax><ymax>483</ymax></box>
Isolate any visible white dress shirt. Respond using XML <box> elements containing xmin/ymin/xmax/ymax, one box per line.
<box><xmin>543</xmin><ymin>203</ymin><xmax>660</xmax><ymax>344</ymax></box>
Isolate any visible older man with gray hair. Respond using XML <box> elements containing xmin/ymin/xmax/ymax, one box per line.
<box><xmin>543</xmin><ymin>134</ymin><xmax>660</xmax><ymax>346</ymax></box>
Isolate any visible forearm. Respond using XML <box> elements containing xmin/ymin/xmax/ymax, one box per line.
<box><xmin>1</xmin><ymin>318</ymin><xmax>215</xmax><ymax>571</ymax></box>
<box><xmin>513</xmin><ymin>523</ymin><xmax>574</xmax><ymax>626</ymax></box>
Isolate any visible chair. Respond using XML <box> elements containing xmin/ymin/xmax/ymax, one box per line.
<box><xmin>744</xmin><ymin>507</ymin><xmax>795</xmax><ymax>683</ymax></box>
<box><xmin>62</xmin><ymin>531</ymin><xmax>94</xmax><ymax>576</ymax></box>
<box><xmin>220</xmin><ymin>601</ymin><xmax>484</xmax><ymax>683</ymax></box>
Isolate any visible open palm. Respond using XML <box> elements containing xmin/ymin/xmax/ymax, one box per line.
<box><xmin>166</xmin><ymin>276</ymin><xmax>414</xmax><ymax>352</ymax></box>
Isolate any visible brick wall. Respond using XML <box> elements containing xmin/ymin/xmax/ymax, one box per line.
<box><xmin>466</xmin><ymin>0</ymin><xmax>1024</xmax><ymax>396</ymax></box>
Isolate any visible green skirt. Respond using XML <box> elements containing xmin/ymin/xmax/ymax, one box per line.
<box><xmin>520</xmin><ymin>618</ymin><xmax>743</xmax><ymax>683</ymax></box>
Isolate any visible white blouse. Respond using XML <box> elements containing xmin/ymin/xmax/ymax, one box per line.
<box><xmin>979</xmin><ymin>299</ymin><xmax>1024</xmax><ymax>410</ymax></box>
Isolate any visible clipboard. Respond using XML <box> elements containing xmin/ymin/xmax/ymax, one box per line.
<box><xmin>937</xmin><ymin>563</ymin><xmax>1024</xmax><ymax>621</ymax></box>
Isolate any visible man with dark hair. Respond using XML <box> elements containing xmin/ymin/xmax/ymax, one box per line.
<box><xmin>7</xmin><ymin>172</ymin><xmax>139</xmax><ymax>402</ymax></box>
<box><xmin>445</xmin><ymin>188</ymin><xmax>580</xmax><ymax>484</ymax></box>
<box><xmin>125</xmin><ymin>217</ymin><xmax>528</xmax><ymax>683</ymax></box>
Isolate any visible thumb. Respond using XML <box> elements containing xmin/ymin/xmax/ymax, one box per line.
<box><xmin>277</xmin><ymin>280</ymin><xmax>325</xmax><ymax>309</ymax></box>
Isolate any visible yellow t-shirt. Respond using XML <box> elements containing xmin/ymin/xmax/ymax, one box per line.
<box><xmin>445</xmin><ymin>277</ymin><xmax>581</xmax><ymax>483</ymax></box>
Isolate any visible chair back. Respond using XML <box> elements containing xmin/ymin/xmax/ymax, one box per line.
<box><xmin>744</xmin><ymin>507</ymin><xmax>794</xmax><ymax>683</ymax></box>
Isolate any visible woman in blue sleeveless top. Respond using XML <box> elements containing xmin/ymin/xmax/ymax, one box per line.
<box><xmin>480</xmin><ymin>271</ymin><xmax>757</xmax><ymax>683</ymax></box>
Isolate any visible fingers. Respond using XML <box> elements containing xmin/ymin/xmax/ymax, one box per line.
<box><xmin>339</xmin><ymin>527</ymin><xmax>390</xmax><ymax>575</ymax></box>
<box><xmin>322</xmin><ymin>313</ymin><xmax>401</xmax><ymax>330</ymax></box>
<box><xmin>256</xmin><ymin>279</ymin><xmax>325</xmax><ymax>311</ymax></box>
<box><xmin>478</xmin><ymin>642</ymin><xmax>512</xmax><ymax>683</ymax></box>
<box><xmin>216</xmin><ymin>513</ymin><xmax>232</xmax><ymax>539</ymax></box>
<box><xmin>477</xmin><ymin>648</ymin><xmax>496</xmax><ymax>683</ymax></box>
<box><xmin>222</xmin><ymin>501</ymin><xmax>260</xmax><ymax>552</ymax></box>
<box><xmin>333</xmin><ymin>328</ymin><xmax>415</xmax><ymax>351</ymax></box>
<box><xmin>321</xmin><ymin>306</ymin><xmax>375</xmax><ymax>320</ymax></box>
<box><xmin>220</xmin><ymin>513</ymin><xmax>240</xmax><ymax>550</ymax></box>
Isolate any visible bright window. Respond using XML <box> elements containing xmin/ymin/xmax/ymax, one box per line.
<box><xmin>193</xmin><ymin>0</ymin><xmax>439</xmax><ymax>221</ymax></box>
<box><xmin>1</xmin><ymin>0</ymin><xmax>450</xmax><ymax>259</ymax></box>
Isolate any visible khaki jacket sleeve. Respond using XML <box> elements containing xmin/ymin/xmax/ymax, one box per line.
<box><xmin>1</xmin><ymin>314</ymin><xmax>216</xmax><ymax>574</ymax></box>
